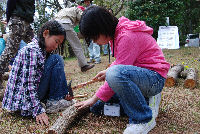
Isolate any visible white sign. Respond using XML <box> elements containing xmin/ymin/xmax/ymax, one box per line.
<box><xmin>157</xmin><ymin>26</ymin><xmax>179</xmax><ymax>49</ymax></box>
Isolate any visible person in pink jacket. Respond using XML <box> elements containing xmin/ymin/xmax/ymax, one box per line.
<box><xmin>75</xmin><ymin>6</ymin><xmax>170</xmax><ymax>134</ymax></box>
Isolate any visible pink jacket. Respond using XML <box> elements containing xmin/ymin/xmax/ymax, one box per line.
<box><xmin>96</xmin><ymin>16</ymin><xmax>170</xmax><ymax>102</ymax></box>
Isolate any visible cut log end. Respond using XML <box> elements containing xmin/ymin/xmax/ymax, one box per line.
<box><xmin>165</xmin><ymin>65</ymin><xmax>184</xmax><ymax>87</ymax></box>
<box><xmin>184</xmin><ymin>79</ymin><xmax>196</xmax><ymax>89</ymax></box>
<box><xmin>165</xmin><ymin>77</ymin><xmax>176</xmax><ymax>87</ymax></box>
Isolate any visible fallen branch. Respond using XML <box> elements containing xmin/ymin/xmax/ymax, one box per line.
<box><xmin>165</xmin><ymin>65</ymin><xmax>184</xmax><ymax>87</ymax></box>
<box><xmin>183</xmin><ymin>68</ymin><xmax>198</xmax><ymax>89</ymax></box>
<box><xmin>74</xmin><ymin>94</ymin><xmax>88</xmax><ymax>98</ymax></box>
<box><xmin>48</xmin><ymin>105</ymin><xmax>89</xmax><ymax>134</ymax></box>
<box><xmin>72</xmin><ymin>79</ymin><xmax>100</xmax><ymax>90</ymax></box>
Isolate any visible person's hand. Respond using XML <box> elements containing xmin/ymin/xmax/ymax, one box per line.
<box><xmin>93</xmin><ymin>70</ymin><xmax>107</xmax><ymax>81</ymax></box>
<box><xmin>36</xmin><ymin>112</ymin><xmax>49</xmax><ymax>126</ymax></box>
<box><xmin>75</xmin><ymin>95</ymin><xmax>98</xmax><ymax>110</ymax></box>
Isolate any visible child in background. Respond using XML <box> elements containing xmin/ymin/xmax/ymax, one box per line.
<box><xmin>87</xmin><ymin>40</ymin><xmax>101</xmax><ymax>64</ymax></box>
<box><xmin>2</xmin><ymin>20</ymin><xmax>75</xmax><ymax>126</ymax></box>
<box><xmin>0</xmin><ymin>0</ymin><xmax>35</xmax><ymax>89</ymax></box>
<box><xmin>54</xmin><ymin>6</ymin><xmax>94</xmax><ymax>72</ymax></box>
<box><xmin>75</xmin><ymin>6</ymin><xmax>170</xmax><ymax>133</ymax></box>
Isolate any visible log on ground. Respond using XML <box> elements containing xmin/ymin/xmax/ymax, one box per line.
<box><xmin>48</xmin><ymin>105</ymin><xmax>89</xmax><ymax>134</ymax></box>
<box><xmin>183</xmin><ymin>68</ymin><xmax>198</xmax><ymax>89</ymax></box>
<box><xmin>165</xmin><ymin>65</ymin><xmax>184</xmax><ymax>87</ymax></box>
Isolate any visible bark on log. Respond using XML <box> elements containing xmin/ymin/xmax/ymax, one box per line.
<box><xmin>0</xmin><ymin>89</ymin><xmax>4</xmax><ymax>101</ymax></box>
<box><xmin>48</xmin><ymin>105</ymin><xmax>89</xmax><ymax>134</ymax></box>
<box><xmin>183</xmin><ymin>68</ymin><xmax>198</xmax><ymax>89</ymax></box>
<box><xmin>165</xmin><ymin>65</ymin><xmax>184</xmax><ymax>87</ymax></box>
<box><xmin>180</xmin><ymin>71</ymin><xmax>188</xmax><ymax>79</ymax></box>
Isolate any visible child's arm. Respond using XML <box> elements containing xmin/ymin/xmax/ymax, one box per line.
<box><xmin>75</xmin><ymin>95</ymin><xmax>99</xmax><ymax>110</ymax></box>
<box><xmin>23</xmin><ymin>48</ymin><xmax>48</xmax><ymax>125</ymax></box>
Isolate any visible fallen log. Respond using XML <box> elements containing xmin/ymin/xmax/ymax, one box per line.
<box><xmin>183</xmin><ymin>68</ymin><xmax>198</xmax><ymax>89</ymax></box>
<box><xmin>48</xmin><ymin>105</ymin><xmax>89</xmax><ymax>134</ymax></box>
<box><xmin>165</xmin><ymin>65</ymin><xmax>184</xmax><ymax>87</ymax></box>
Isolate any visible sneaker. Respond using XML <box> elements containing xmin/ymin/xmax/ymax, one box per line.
<box><xmin>149</xmin><ymin>93</ymin><xmax>161</xmax><ymax>119</ymax></box>
<box><xmin>81</xmin><ymin>64</ymin><xmax>95</xmax><ymax>72</ymax></box>
<box><xmin>46</xmin><ymin>99</ymin><xmax>76</xmax><ymax>113</ymax></box>
<box><xmin>123</xmin><ymin>119</ymin><xmax>156</xmax><ymax>134</ymax></box>
<box><xmin>94</xmin><ymin>61</ymin><xmax>101</xmax><ymax>64</ymax></box>
<box><xmin>87</xmin><ymin>59</ymin><xmax>93</xmax><ymax>63</ymax></box>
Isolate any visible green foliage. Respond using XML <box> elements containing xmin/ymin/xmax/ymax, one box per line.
<box><xmin>93</xmin><ymin>0</ymin><xmax>126</xmax><ymax>16</ymax></box>
<box><xmin>0</xmin><ymin>1</ymin><xmax>6</xmax><ymax>35</ymax></box>
<box><xmin>34</xmin><ymin>0</ymin><xmax>55</xmax><ymax>34</ymax></box>
<box><xmin>125</xmin><ymin>0</ymin><xmax>200</xmax><ymax>45</ymax></box>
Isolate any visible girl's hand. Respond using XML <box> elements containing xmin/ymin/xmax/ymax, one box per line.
<box><xmin>75</xmin><ymin>95</ymin><xmax>98</xmax><ymax>110</ymax></box>
<box><xmin>36</xmin><ymin>112</ymin><xmax>49</xmax><ymax>126</ymax></box>
<box><xmin>93</xmin><ymin>70</ymin><xmax>107</xmax><ymax>81</ymax></box>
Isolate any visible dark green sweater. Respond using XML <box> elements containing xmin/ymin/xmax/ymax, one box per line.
<box><xmin>7</xmin><ymin>0</ymin><xmax>35</xmax><ymax>23</ymax></box>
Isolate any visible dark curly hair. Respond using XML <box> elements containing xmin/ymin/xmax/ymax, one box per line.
<box><xmin>38</xmin><ymin>20</ymin><xmax>66</xmax><ymax>52</ymax></box>
<box><xmin>79</xmin><ymin>6</ymin><xmax>118</xmax><ymax>44</ymax></box>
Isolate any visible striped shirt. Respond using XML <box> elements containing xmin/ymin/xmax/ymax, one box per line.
<box><xmin>2</xmin><ymin>38</ymin><xmax>46</xmax><ymax>117</ymax></box>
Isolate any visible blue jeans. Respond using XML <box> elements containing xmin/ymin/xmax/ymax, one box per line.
<box><xmin>37</xmin><ymin>54</ymin><xmax>68</xmax><ymax>102</ymax></box>
<box><xmin>10</xmin><ymin>40</ymin><xmax>27</xmax><ymax>65</ymax></box>
<box><xmin>88</xmin><ymin>41</ymin><xmax>101</xmax><ymax>62</ymax></box>
<box><xmin>92</xmin><ymin>65</ymin><xmax>165</xmax><ymax>124</ymax></box>
<box><xmin>103</xmin><ymin>44</ymin><xmax>112</xmax><ymax>55</ymax></box>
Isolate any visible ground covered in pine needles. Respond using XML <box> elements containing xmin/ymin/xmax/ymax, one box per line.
<box><xmin>0</xmin><ymin>47</ymin><xmax>200</xmax><ymax>134</ymax></box>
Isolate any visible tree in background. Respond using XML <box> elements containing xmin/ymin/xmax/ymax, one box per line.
<box><xmin>0</xmin><ymin>1</ymin><xmax>6</xmax><ymax>35</ymax></box>
<box><xmin>34</xmin><ymin>0</ymin><xmax>63</xmax><ymax>34</ymax></box>
<box><xmin>92</xmin><ymin>0</ymin><xmax>126</xmax><ymax>17</ymax></box>
<box><xmin>125</xmin><ymin>0</ymin><xmax>200</xmax><ymax>45</ymax></box>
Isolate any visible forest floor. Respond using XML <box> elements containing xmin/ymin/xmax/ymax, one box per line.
<box><xmin>0</xmin><ymin>47</ymin><xmax>200</xmax><ymax>134</ymax></box>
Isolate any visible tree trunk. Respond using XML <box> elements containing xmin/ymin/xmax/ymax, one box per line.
<box><xmin>183</xmin><ymin>68</ymin><xmax>198</xmax><ymax>89</ymax></box>
<box><xmin>165</xmin><ymin>65</ymin><xmax>184</xmax><ymax>87</ymax></box>
<box><xmin>0</xmin><ymin>89</ymin><xmax>4</xmax><ymax>101</ymax></box>
<box><xmin>48</xmin><ymin>105</ymin><xmax>89</xmax><ymax>134</ymax></box>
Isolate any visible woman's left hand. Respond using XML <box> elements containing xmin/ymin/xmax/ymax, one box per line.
<box><xmin>74</xmin><ymin>95</ymin><xmax>98</xmax><ymax>110</ymax></box>
<box><xmin>93</xmin><ymin>70</ymin><xmax>107</xmax><ymax>81</ymax></box>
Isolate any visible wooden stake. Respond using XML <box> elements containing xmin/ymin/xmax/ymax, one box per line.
<box><xmin>74</xmin><ymin>94</ymin><xmax>88</xmax><ymax>98</ymax></box>
<box><xmin>72</xmin><ymin>79</ymin><xmax>100</xmax><ymax>90</ymax></box>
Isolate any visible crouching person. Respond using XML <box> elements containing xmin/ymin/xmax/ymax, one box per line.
<box><xmin>2</xmin><ymin>20</ymin><xmax>74</xmax><ymax>126</ymax></box>
<box><xmin>75</xmin><ymin>6</ymin><xmax>170</xmax><ymax>133</ymax></box>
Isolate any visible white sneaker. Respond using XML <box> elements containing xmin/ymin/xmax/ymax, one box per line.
<box><xmin>123</xmin><ymin>119</ymin><xmax>156</xmax><ymax>134</ymax></box>
<box><xmin>46</xmin><ymin>99</ymin><xmax>76</xmax><ymax>113</ymax></box>
<box><xmin>149</xmin><ymin>93</ymin><xmax>161</xmax><ymax>118</ymax></box>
